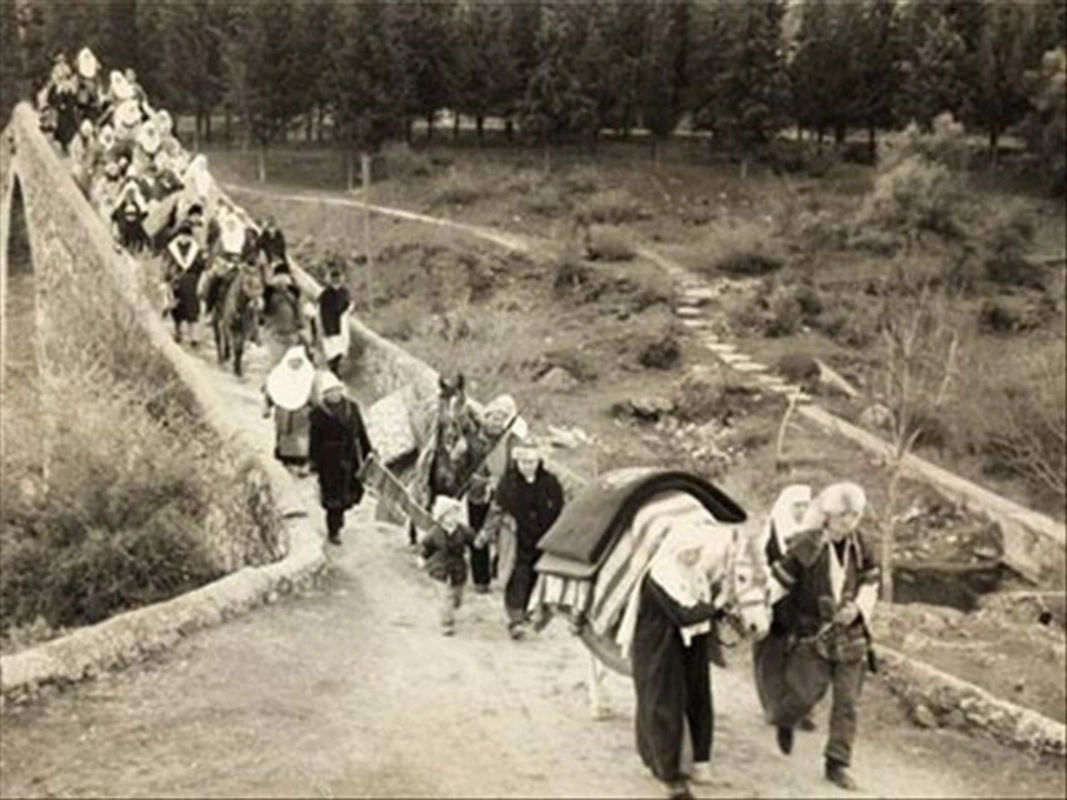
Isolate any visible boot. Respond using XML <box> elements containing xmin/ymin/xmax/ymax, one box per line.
<box><xmin>776</xmin><ymin>726</ymin><xmax>794</xmax><ymax>755</ymax></box>
<box><xmin>825</xmin><ymin>760</ymin><xmax>857</xmax><ymax>791</ymax></box>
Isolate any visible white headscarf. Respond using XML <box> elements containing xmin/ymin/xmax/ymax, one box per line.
<box><xmin>649</xmin><ymin>524</ymin><xmax>715</xmax><ymax>608</ymax></box>
<box><xmin>766</xmin><ymin>484</ymin><xmax>813</xmax><ymax>554</ymax></box>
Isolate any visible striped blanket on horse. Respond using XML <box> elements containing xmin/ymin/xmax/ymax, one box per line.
<box><xmin>530</xmin><ymin>469</ymin><xmax>747</xmax><ymax>669</ymax></box>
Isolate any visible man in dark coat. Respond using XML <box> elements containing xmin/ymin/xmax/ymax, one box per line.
<box><xmin>318</xmin><ymin>265</ymin><xmax>351</xmax><ymax>376</ymax></box>
<box><xmin>765</xmin><ymin>482</ymin><xmax>880</xmax><ymax>792</ymax></box>
<box><xmin>308</xmin><ymin>371</ymin><xmax>374</xmax><ymax>545</ymax></box>
<box><xmin>483</xmin><ymin>439</ymin><xmax>564</xmax><ymax>639</ymax></box>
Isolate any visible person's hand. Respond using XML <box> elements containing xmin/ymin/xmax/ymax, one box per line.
<box><xmin>834</xmin><ymin>600</ymin><xmax>860</xmax><ymax>626</ymax></box>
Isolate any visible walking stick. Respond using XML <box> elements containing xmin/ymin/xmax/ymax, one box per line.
<box><xmin>455</xmin><ymin>410</ymin><xmax>523</xmax><ymax>499</ymax></box>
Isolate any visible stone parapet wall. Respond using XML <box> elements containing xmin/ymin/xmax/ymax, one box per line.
<box><xmin>1</xmin><ymin>103</ymin><xmax>325</xmax><ymax>702</ymax></box>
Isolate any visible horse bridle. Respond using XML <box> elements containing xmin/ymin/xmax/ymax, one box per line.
<box><xmin>714</xmin><ymin>530</ymin><xmax>772</xmax><ymax>648</ymax></box>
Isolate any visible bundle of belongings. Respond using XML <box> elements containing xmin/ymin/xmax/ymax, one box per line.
<box><xmin>528</xmin><ymin>468</ymin><xmax>748</xmax><ymax>675</ymax></box>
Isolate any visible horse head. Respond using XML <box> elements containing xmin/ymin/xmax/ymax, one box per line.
<box><xmin>239</xmin><ymin>265</ymin><xmax>265</xmax><ymax>314</ymax></box>
<box><xmin>723</xmin><ymin>527</ymin><xmax>773</xmax><ymax>640</ymax></box>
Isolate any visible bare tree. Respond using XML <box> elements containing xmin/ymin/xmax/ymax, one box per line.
<box><xmin>877</xmin><ymin>277</ymin><xmax>960</xmax><ymax>602</ymax></box>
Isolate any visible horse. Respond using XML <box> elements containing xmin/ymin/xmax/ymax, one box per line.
<box><xmin>408</xmin><ymin>372</ymin><xmax>485</xmax><ymax>545</ymax></box>
<box><xmin>213</xmin><ymin>264</ymin><xmax>264</xmax><ymax>378</ymax></box>
<box><xmin>525</xmin><ymin>468</ymin><xmax>773</xmax><ymax>720</ymax></box>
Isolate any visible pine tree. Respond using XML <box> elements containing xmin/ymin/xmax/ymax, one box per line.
<box><xmin>639</xmin><ymin>0</ymin><xmax>688</xmax><ymax>162</ymax></box>
<box><xmin>689</xmin><ymin>0</ymin><xmax>788</xmax><ymax>174</ymax></box>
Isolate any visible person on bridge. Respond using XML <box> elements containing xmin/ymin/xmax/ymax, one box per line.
<box><xmin>309</xmin><ymin>371</ymin><xmax>374</xmax><ymax>546</ymax></box>
<box><xmin>764</xmin><ymin>481</ymin><xmax>880</xmax><ymax>792</ymax></box>
<box><xmin>318</xmin><ymin>266</ymin><xmax>351</xmax><ymax>377</ymax></box>
<box><xmin>165</xmin><ymin>223</ymin><xmax>206</xmax><ymax>346</ymax></box>
<box><xmin>481</xmin><ymin>438</ymin><xmax>564</xmax><ymax>640</ymax></box>
<box><xmin>264</xmin><ymin>345</ymin><xmax>315</xmax><ymax>476</ymax></box>
<box><xmin>420</xmin><ymin>496</ymin><xmax>480</xmax><ymax>636</ymax></box>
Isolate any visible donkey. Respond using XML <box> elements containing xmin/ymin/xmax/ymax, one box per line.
<box><xmin>213</xmin><ymin>265</ymin><xmax>264</xmax><ymax>378</ymax></box>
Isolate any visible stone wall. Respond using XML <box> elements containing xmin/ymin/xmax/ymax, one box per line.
<box><xmin>1</xmin><ymin>103</ymin><xmax>325</xmax><ymax>702</ymax></box>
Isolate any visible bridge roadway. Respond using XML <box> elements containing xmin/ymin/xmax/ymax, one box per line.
<box><xmin>2</xmin><ymin>322</ymin><xmax>1064</xmax><ymax>799</ymax></box>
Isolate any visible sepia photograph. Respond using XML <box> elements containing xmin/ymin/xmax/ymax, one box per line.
<box><xmin>0</xmin><ymin>1</ymin><xmax>1064</xmax><ymax>798</ymax></box>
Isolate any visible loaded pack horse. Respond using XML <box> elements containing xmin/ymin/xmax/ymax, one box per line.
<box><xmin>526</xmin><ymin>467</ymin><xmax>773</xmax><ymax>720</ymax></box>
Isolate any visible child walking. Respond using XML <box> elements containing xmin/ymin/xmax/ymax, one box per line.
<box><xmin>421</xmin><ymin>496</ymin><xmax>480</xmax><ymax>636</ymax></box>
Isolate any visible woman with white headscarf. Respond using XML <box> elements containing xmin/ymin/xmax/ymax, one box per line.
<box><xmin>628</xmin><ymin>524</ymin><xmax>721</xmax><ymax>800</ymax></box>
<box><xmin>764</xmin><ymin>481</ymin><xmax>880</xmax><ymax>792</ymax></box>
<box><xmin>753</xmin><ymin>485</ymin><xmax>814</xmax><ymax>730</ymax></box>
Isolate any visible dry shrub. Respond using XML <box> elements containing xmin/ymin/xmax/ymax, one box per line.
<box><xmin>561</xmin><ymin>166</ymin><xmax>601</xmax><ymax>195</ymax></box>
<box><xmin>963</xmin><ymin>344</ymin><xmax>1066</xmax><ymax>504</ymax></box>
<box><xmin>727</xmin><ymin>278</ymin><xmax>821</xmax><ymax>339</ymax></box>
<box><xmin>0</xmin><ymin>363</ymin><xmax>276</xmax><ymax>639</ymax></box>
<box><xmin>857</xmin><ymin>115</ymin><xmax>970</xmax><ymax>245</ymax></box>
<box><xmin>980</xmin><ymin>206</ymin><xmax>1047</xmax><ymax>290</ymax></box>
<box><xmin>523</xmin><ymin>183</ymin><xmax>571</xmax><ymax>217</ymax></box>
<box><xmin>638</xmin><ymin>336</ymin><xmax>682</xmax><ymax>370</ymax></box>
<box><xmin>429</xmin><ymin>168</ymin><xmax>489</xmax><ymax>208</ymax></box>
<box><xmin>585</xmin><ymin>225</ymin><xmax>636</xmax><ymax>262</ymax></box>
<box><xmin>553</xmin><ymin>257</ymin><xmax>608</xmax><ymax>304</ymax></box>
<box><xmin>977</xmin><ymin>296</ymin><xmax>1055</xmax><ymax>334</ymax></box>
<box><xmin>574</xmin><ymin>189</ymin><xmax>649</xmax><ymax>225</ymax></box>
<box><xmin>696</xmin><ymin>221</ymin><xmax>786</xmax><ymax>278</ymax></box>
<box><xmin>381</xmin><ymin>141</ymin><xmax>433</xmax><ymax>179</ymax></box>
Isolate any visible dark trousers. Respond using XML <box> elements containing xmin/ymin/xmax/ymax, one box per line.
<box><xmin>505</xmin><ymin>558</ymin><xmax>537</xmax><ymax>623</ymax></box>
<box><xmin>777</xmin><ymin>637</ymin><xmax>866</xmax><ymax>766</ymax></box>
<box><xmin>466</xmin><ymin>499</ymin><xmax>491</xmax><ymax>588</ymax></box>
<box><xmin>326</xmin><ymin>508</ymin><xmax>345</xmax><ymax>540</ymax></box>
<box><xmin>468</xmin><ymin>543</ymin><xmax>491</xmax><ymax>588</ymax></box>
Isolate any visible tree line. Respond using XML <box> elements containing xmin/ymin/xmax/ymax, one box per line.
<box><xmin>2</xmin><ymin>0</ymin><xmax>1064</xmax><ymax>165</ymax></box>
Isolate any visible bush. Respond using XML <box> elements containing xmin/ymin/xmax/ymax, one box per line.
<box><xmin>523</xmin><ymin>183</ymin><xmax>571</xmax><ymax>217</ymax></box>
<box><xmin>967</xmin><ymin>346</ymin><xmax>1067</xmax><ymax>505</ymax></box>
<box><xmin>639</xmin><ymin>336</ymin><xmax>682</xmax><ymax>370</ymax></box>
<box><xmin>562</xmin><ymin>166</ymin><xmax>602</xmax><ymax>195</ymax></box>
<box><xmin>977</xmin><ymin>296</ymin><xmax>1053</xmax><ymax>334</ymax></box>
<box><xmin>858</xmin><ymin>154</ymin><xmax>964</xmax><ymax>242</ymax></box>
<box><xmin>981</xmin><ymin>207</ymin><xmax>1046</xmax><ymax>290</ymax></box>
<box><xmin>699</xmin><ymin>221</ymin><xmax>787</xmax><ymax>277</ymax></box>
<box><xmin>585</xmin><ymin>225</ymin><xmax>636</xmax><ymax>262</ymax></box>
<box><xmin>553</xmin><ymin>257</ymin><xmax>607</xmax><ymax>304</ymax></box>
<box><xmin>574</xmin><ymin>189</ymin><xmax>649</xmax><ymax>225</ymax></box>
<box><xmin>429</xmin><ymin>168</ymin><xmax>488</xmax><ymax>207</ymax></box>
<box><xmin>380</xmin><ymin>141</ymin><xmax>433</xmax><ymax>179</ymax></box>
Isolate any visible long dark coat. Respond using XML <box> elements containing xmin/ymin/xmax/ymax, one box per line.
<box><xmin>632</xmin><ymin>575</ymin><xmax>718</xmax><ymax>784</ymax></box>
<box><xmin>309</xmin><ymin>398</ymin><xmax>372</xmax><ymax>512</ymax></box>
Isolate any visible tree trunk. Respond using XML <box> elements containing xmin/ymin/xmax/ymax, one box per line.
<box><xmin>453</xmin><ymin>113</ymin><xmax>460</xmax><ymax>142</ymax></box>
<box><xmin>205</xmin><ymin>110</ymin><xmax>212</xmax><ymax>144</ymax></box>
<box><xmin>306</xmin><ymin>111</ymin><xmax>313</xmax><ymax>142</ymax></box>
<box><xmin>476</xmin><ymin>115</ymin><xmax>484</xmax><ymax>148</ymax></box>
<box><xmin>345</xmin><ymin>147</ymin><xmax>355</xmax><ymax>192</ymax></box>
<box><xmin>868</xmin><ymin>122</ymin><xmax>877</xmax><ymax>163</ymax></box>
<box><xmin>989</xmin><ymin>128</ymin><xmax>1000</xmax><ymax>165</ymax></box>
<box><xmin>361</xmin><ymin>151</ymin><xmax>373</xmax><ymax>311</ymax></box>
<box><xmin>224</xmin><ymin>108</ymin><xmax>232</xmax><ymax>145</ymax></box>
<box><xmin>834</xmin><ymin>123</ymin><xmax>846</xmax><ymax>147</ymax></box>
<box><xmin>651</xmin><ymin>136</ymin><xmax>661</xmax><ymax>168</ymax></box>
<box><xmin>740</xmin><ymin>156</ymin><xmax>749</xmax><ymax>181</ymax></box>
<box><xmin>881</xmin><ymin>466</ymin><xmax>902</xmax><ymax>603</ymax></box>
<box><xmin>505</xmin><ymin>118</ymin><xmax>514</xmax><ymax>143</ymax></box>
<box><xmin>257</xmin><ymin>143</ymin><xmax>267</xmax><ymax>183</ymax></box>
<box><xmin>426</xmin><ymin>113</ymin><xmax>434</xmax><ymax>142</ymax></box>
<box><xmin>405</xmin><ymin>117</ymin><xmax>414</xmax><ymax>145</ymax></box>
<box><xmin>317</xmin><ymin>106</ymin><xmax>325</xmax><ymax>143</ymax></box>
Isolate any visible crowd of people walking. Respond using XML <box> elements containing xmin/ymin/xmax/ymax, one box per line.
<box><xmin>36</xmin><ymin>48</ymin><xmax>881</xmax><ymax>800</ymax></box>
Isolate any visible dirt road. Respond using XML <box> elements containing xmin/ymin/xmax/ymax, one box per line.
<box><xmin>2</xmin><ymin>191</ymin><xmax>1064</xmax><ymax>800</ymax></box>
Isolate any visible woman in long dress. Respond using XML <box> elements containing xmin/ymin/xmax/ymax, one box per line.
<box><xmin>626</xmin><ymin>526</ymin><xmax>721</xmax><ymax>800</ymax></box>
<box><xmin>753</xmin><ymin>485</ymin><xmax>813</xmax><ymax>726</ymax></box>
